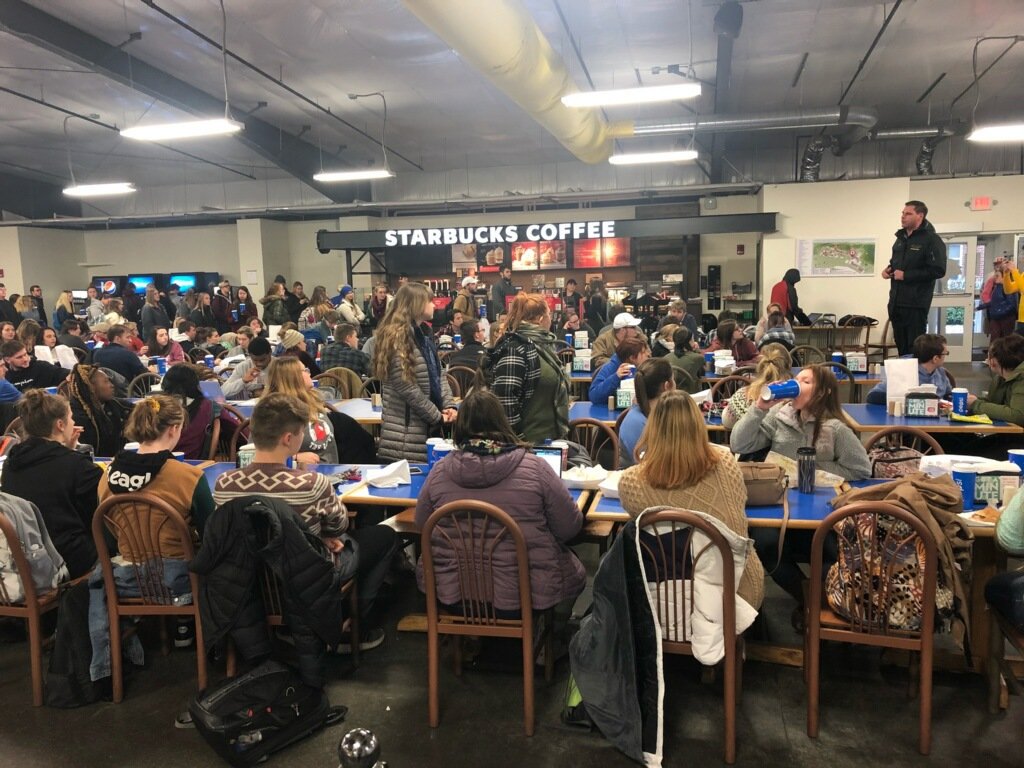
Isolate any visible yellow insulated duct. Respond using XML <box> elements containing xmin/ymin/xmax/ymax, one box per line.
<box><xmin>403</xmin><ymin>0</ymin><xmax>622</xmax><ymax>163</ymax></box>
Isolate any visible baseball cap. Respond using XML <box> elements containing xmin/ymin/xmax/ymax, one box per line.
<box><xmin>612</xmin><ymin>312</ymin><xmax>643</xmax><ymax>330</ymax></box>
<box><xmin>461</xmin><ymin>276</ymin><xmax>478</xmax><ymax>288</ymax></box>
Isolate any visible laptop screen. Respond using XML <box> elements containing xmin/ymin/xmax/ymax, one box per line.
<box><xmin>531</xmin><ymin>446</ymin><xmax>566</xmax><ymax>477</ymax></box>
<box><xmin>198</xmin><ymin>379</ymin><xmax>226</xmax><ymax>403</ymax></box>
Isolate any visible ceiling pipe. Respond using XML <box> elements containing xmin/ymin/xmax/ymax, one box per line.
<box><xmin>402</xmin><ymin>0</ymin><xmax>617</xmax><ymax>163</ymax></box>
<box><xmin>626</xmin><ymin>106</ymin><xmax>878</xmax><ymax>137</ymax></box>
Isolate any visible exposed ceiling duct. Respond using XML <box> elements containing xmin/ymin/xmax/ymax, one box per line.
<box><xmin>628</xmin><ymin>106</ymin><xmax>879</xmax><ymax>137</ymax></box>
<box><xmin>402</xmin><ymin>0</ymin><xmax>618</xmax><ymax>164</ymax></box>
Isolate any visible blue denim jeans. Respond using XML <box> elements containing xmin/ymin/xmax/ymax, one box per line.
<box><xmin>88</xmin><ymin>559</ymin><xmax>192</xmax><ymax>681</ymax></box>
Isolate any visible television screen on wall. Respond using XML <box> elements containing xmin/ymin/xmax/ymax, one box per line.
<box><xmin>168</xmin><ymin>273</ymin><xmax>199</xmax><ymax>292</ymax></box>
<box><xmin>126</xmin><ymin>275</ymin><xmax>156</xmax><ymax>293</ymax></box>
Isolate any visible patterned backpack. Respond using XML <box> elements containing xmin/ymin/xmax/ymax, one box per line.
<box><xmin>867</xmin><ymin>442</ymin><xmax>926</xmax><ymax>479</ymax></box>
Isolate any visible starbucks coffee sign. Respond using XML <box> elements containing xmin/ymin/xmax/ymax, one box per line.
<box><xmin>384</xmin><ymin>220</ymin><xmax>616</xmax><ymax>247</ymax></box>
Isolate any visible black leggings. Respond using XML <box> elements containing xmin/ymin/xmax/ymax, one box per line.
<box><xmin>348</xmin><ymin>525</ymin><xmax>398</xmax><ymax>621</ymax></box>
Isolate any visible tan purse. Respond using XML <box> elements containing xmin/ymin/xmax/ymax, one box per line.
<box><xmin>739</xmin><ymin>462</ymin><xmax>790</xmax><ymax>573</ymax></box>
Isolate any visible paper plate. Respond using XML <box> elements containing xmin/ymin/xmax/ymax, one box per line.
<box><xmin>562</xmin><ymin>465</ymin><xmax>608</xmax><ymax>490</ymax></box>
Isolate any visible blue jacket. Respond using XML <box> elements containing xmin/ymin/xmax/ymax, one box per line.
<box><xmin>590</xmin><ymin>353</ymin><xmax>625</xmax><ymax>405</ymax></box>
<box><xmin>93</xmin><ymin>343</ymin><xmax>148</xmax><ymax>383</ymax></box>
<box><xmin>0</xmin><ymin>378</ymin><xmax>21</xmax><ymax>403</ymax></box>
<box><xmin>865</xmin><ymin>355</ymin><xmax>952</xmax><ymax>404</ymax></box>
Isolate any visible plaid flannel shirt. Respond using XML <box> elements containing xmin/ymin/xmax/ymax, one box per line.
<box><xmin>320</xmin><ymin>343</ymin><xmax>370</xmax><ymax>378</ymax></box>
<box><xmin>484</xmin><ymin>333</ymin><xmax>540</xmax><ymax>434</ymax></box>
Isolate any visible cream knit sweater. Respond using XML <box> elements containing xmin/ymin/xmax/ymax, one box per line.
<box><xmin>618</xmin><ymin>445</ymin><xmax>765</xmax><ymax>608</ymax></box>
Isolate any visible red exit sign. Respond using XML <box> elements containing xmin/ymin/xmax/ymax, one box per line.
<box><xmin>970</xmin><ymin>195</ymin><xmax>993</xmax><ymax>211</ymax></box>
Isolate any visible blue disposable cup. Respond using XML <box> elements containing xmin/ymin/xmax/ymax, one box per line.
<box><xmin>156</xmin><ymin>357</ymin><xmax>167</xmax><ymax>375</ymax></box>
<box><xmin>951</xmin><ymin>387</ymin><xmax>969</xmax><ymax>416</ymax></box>
<box><xmin>231</xmin><ymin>310</ymin><xmax>239</xmax><ymax>322</ymax></box>
<box><xmin>761</xmin><ymin>379</ymin><xmax>801</xmax><ymax>401</ymax></box>
<box><xmin>239</xmin><ymin>303</ymin><xmax>246</xmax><ymax>313</ymax></box>
<box><xmin>204</xmin><ymin>354</ymin><xmax>214</xmax><ymax>368</ymax></box>
<box><xmin>85</xmin><ymin>340</ymin><xmax>95</xmax><ymax>350</ymax></box>
<box><xmin>311</xmin><ymin>379</ymin><xmax>320</xmax><ymax>389</ymax></box>
<box><xmin>44</xmin><ymin>387</ymin><xmax>59</xmax><ymax>395</ymax></box>
<box><xmin>453</xmin><ymin>334</ymin><xmax>461</xmax><ymax>346</ymax></box>
<box><xmin>627</xmin><ymin>364</ymin><xmax>636</xmax><ymax>378</ymax></box>
<box><xmin>433</xmin><ymin>443</ymin><xmax>454</xmax><ymax>465</ymax></box>
<box><xmin>831</xmin><ymin>352</ymin><xmax>844</xmax><ymax>364</ymax></box>
<box><xmin>704</xmin><ymin>352</ymin><xmax>714</xmax><ymax>371</ymax></box>
<box><xmin>425</xmin><ymin>437</ymin><xmax>443</xmax><ymax>467</ymax></box>
<box><xmin>1008</xmin><ymin>449</ymin><xmax>1024</xmax><ymax>474</ymax></box>
<box><xmin>951</xmin><ymin>466</ymin><xmax>977</xmax><ymax>507</ymax></box>
<box><xmin>565</xmin><ymin>333</ymin><xmax>573</xmax><ymax>346</ymax></box>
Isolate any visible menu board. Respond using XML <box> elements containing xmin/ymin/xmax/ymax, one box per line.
<box><xmin>601</xmin><ymin>237</ymin><xmax>632</xmax><ymax>267</ymax></box>
<box><xmin>451</xmin><ymin>244</ymin><xmax>477</xmax><ymax>270</ymax></box>
<box><xmin>572</xmin><ymin>237</ymin><xmax>632</xmax><ymax>268</ymax></box>
<box><xmin>476</xmin><ymin>243</ymin><xmax>507</xmax><ymax>273</ymax></box>
<box><xmin>510</xmin><ymin>240</ymin><xmax>567</xmax><ymax>271</ymax></box>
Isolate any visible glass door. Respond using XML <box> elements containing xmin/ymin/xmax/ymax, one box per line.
<box><xmin>927</xmin><ymin>236</ymin><xmax>976</xmax><ymax>363</ymax></box>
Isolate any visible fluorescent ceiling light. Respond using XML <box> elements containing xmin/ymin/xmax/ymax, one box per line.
<box><xmin>63</xmin><ymin>182</ymin><xmax>136</xmax><ymax>197</ymax></box>
<box><xmin>562</xmin><ymin>83</ymin><xmax>701</xmax><ymax>108</ymax></box>
<box><xmin>120</xmin><ymin>118</ymin><xmax>243</xmax><ymax>141</ymax></box>
<box><xmin>313</xmin><ymin>169</ymin><xmax>395</xmax><ymax>182</ymax></box>
<box><xmin>967</xmin><ymin>123</ymin><xmax>1024</xmax><ymax>142</ymax></box>
<box><xmin>609</xmin><ymin>150</ymin><xmax>698</xmax><ymax>166</ymax></box>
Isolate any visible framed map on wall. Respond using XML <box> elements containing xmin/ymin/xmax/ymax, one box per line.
<box><xmin>796</xmin><ymin>238</ymin><xmax>876</xmax><ymax>276</ymax></box>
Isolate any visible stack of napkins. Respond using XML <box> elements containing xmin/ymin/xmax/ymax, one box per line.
<box><xmin>366</xmin><ymin>460</ymin><xmax>412</xmax><ymax>488</ymax></box>
<box><xmin>562</xmin><ymin>465</ymin><xmax>608</xmax><ymax>489</ymax></box>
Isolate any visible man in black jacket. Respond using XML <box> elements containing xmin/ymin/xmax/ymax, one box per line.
<box><xmin>883</xmin><ymin>200</ymin><xmax>947</xmax><ymax>356</ymax></box>
<box><xmin>448</xmin><ymin>319</ymin><xmax>487</xmax><ymax>369</ymax></box>
<box><xmin>490</xmin><ymin>265</ymin><xmax>516</xmax><ymax>321</ymax></box>
<box><xmin>29</xmin><ymin>285</ymin><xmax>47</xmax><ymax>327</ymax></box>
<box><xmin>0</xmin><ymin>283</ymin><xmax>20</xmax><ymax>325</ymax></box>
<box><xmin>2</xmin><ymin>340</ymin><xmax>69</xmax><ymax>392</ymax></box>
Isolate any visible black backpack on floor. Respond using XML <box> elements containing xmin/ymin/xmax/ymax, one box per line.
<box><xmin>189</xmin><ymin>660</ymin><xmax>347</xmax><ymax>767</ymax></box>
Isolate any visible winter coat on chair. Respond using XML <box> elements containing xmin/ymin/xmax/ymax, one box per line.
<box><xmin>189</xmin><ymin>495</ymin><xmax>349</xmax><ymax>688</ymax></box>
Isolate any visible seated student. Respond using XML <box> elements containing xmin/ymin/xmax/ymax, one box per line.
<box><xmin>0</xmin><ymin>322</ymin><xmax>15</xmax><ymax>343</ymax></box>
<box><xmin>1</xmin><ymin>390</ymin><xmax>102</xmax><ymax>578</ymax></box>
<box><xmin>221</xmin><ymin>336</ymin><xmax>273</xmax><ymax>399</ymax></box>
<box><xmin>195</xmin><ymin>327</ymin><xmax>226</xmax><ymax>359</ymax></box>
<box><xmin>730</xmin><ymin>365</ymin><xmax>870</xmax><ymax>616</ymax></box>
<box><xmin>448</xmin><ymin>319</ymin><xmax>487</xmax><ymax>369</ymax></box>
<box><xmin>58</xmin><ymin>319</ymin><xmax>90</xmax><ymax>355</ymax></box>
<box><xmin>656</xmin><ymin>298</ymin><xmax>699</xmax><ymax>337</ymax></box>
<box><xmin>279</xmin><ymin>328</ymin><xmax>322</xmax><ymax>376</ymax></box>
<box><xmin>756</xmin><ymin>311</ymin><xmax>796</xmax><ymax>350</ymax></box>
<box><xmin>665</xmin><ymin>326</ymin><xmax>705</xmax><ymax>392</ymax></box>
<box><xmin>123</xmin><ymin>322</ymin><xmax>145</xmax><ymax>354</ymax></box>
<box><xmin>93</xmin><ymin>395</ymin><xmax>215</xmax><ymax>658</ymax></box>
<box><xmin>589</xmin><ymin>337</ymin><xmax>651</xmax><ymax>406</ymax></box>
<box><xmin>753</xmin><ymin>302</ymin><xmax>794</xmax><ymax>344</ymax></box>
<box><xmin>722</xmin><ymin>343</ymin><xmax>793</xmax><ymax>430</ymax></box>
<box><xmin>146</xmin><ymin>326</ymin><xmax>186</xmax><ymax>366</ymax></box>
<box><xmin>215</xmin><ymin>326</ymin><xmax>252</xmax><ymax>371</ymax></box>
<box><xmin>651</xmin><ymin>323</ymin><xmax>677</xmax><ymax>358</ymax></box>
<box><xmin>618</xmin><ymin>390</ymin><xmax>764</xmax><ymax>610</ymax></box>
<box><xmin>67</xmin><ymin>364</ymin><xmax>130</xmax><ymax>457</ymax></box>
<box><xmin>967</xmin><ymin>334</ymin><xmax>1024</xmax><ymax>426</ymax></box>
<box><xmin>160</xmin><ymin>364</ymin><xmax>215</xmax><ymax>460</ymax></box>
<box><xmin>92</xmin><ymin>325</ymin><xmax>149</xmax><ymax>383</ymax></box>
<box><xmin>176</xmin><ymin>320</ymin><xmax>197</xmax><ymax>355</ymax></box>
<box><xmin>718</xmin><ymin>319</ymin><xmax>759</xmax><ymax>364</ymax></box>
<box><xmin>433</xmin><ymin>310</ymin><xmax>465</xmax><ymax>345</ymax></box>
<box><xmin>562</xmin><ymin>311</ymin><xmax>596</xmax><ymax>346</ymax></box>
<box><xmin>617</xmin><ymin>358</ymin><xmax>675</xmax><ymax>468</ymax></box>
<box><xmin>320</xmin><ymin>322</ymin><xmax>369</xmax><ymax>377</ymax></box>
<box><xmin>414</xmin><ymin>390</ymin><xmax>585</xmax><ymax>614</ymax></box>
<box><xmin>0</xmin><ymin>357</ymin><xmax>23</xmax><ymax>403</ymax></box>
<box><xmin>987</xmin><ymin>489</ymin><xmax>1024</xmax><ymax>631</ymax></box>
<box><xmin>1</xmin><ymin>339</ymin><xmax>68</xmax><ymax>392</ymax></box>
<box><xmin>262</xmin><ymin>357</ymin><xmax>338</xmax><ymax>463</ymax></box>
<box><xmin>213</xmin><ymin>394</ymin><xmax>397</xmax><ymax>651</ymax></box>
<box><xmin>16</xmin><ymin>319</ymin><xmax>43</xmax><ymax>355</ymax></box>
<box><xmin>865</xmin><ymin>333</ymin><xmax>953</xmax><ymax>405</ymax></box>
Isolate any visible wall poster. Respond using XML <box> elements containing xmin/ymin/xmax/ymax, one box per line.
<box><xmin>796</xmin><ymin>238</ymin><xmax>876</xmax><ymax>276</ymax></box>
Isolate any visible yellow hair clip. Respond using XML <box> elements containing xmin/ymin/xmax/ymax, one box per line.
<box><xmin>149</xmin><ymin>398</ymin><xmax>160</xmax><ymax>413</ymax></box>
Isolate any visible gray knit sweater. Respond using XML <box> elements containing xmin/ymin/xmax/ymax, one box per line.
<box><xmin>729</xmin><ymin>402</ymin><xmax>871</xmax><ymax>480</ymax></box>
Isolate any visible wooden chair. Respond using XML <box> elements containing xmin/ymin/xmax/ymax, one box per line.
<box><xmin>219</xmin><ymin>365</ymin><xmax>236</xmax><ymax>380</ymax></box>
<box><xmin>710</xmin><ymin>375</ymin><xmax>750</xmax><ymax>404</ymax></box>
<box><xmin>806</xmin><ymin>501</ymin><xmax>937</xmax><ymax>755</ymax></box>
<box><xmin>188</xmin><ymin>347</ymin><xmax>207</xmax><ymax>364</ymax></box>
<box><xmin>866</xmin><ymin>317</ymin><xmax>897</xmax><ymax>363</ymax></box>
<box><xmin>638</xmin><ymin>508</ymin><xmax>744</xmax><ymax>763</ymax></box>
<box><xmin>807</xmin><ymin>316</ymin><xmax>837</xmax><ymax>352</ymax></box>
<box><xmin>128</xmin><ymin>371</ymin><xmax>162</xmax><ymax>398</ymax></box>
<box><xmin>4</xmin><ymin>416</ymin><xmax>24</xmax><ymax>439</ymax></box>
<box><xmin>837</xmin><ymin>315</ymin><xmax>876</xmax><ymax>355</ymax></box>
<box><xmin>216</xmin><ymin>403</ymin><xmax>251</xmax><ymax>462</ymax></box>
<box><xmin>91</xmin><ymin>493</ymin><xmax>208</xmax><ymax>703</ymax></box>
<box><xmin>447</xmin><ymin>365</ymin><xmax>478</xmax><ymax>399</ymax></box>
<box><xmin>817</xmin><ymin>361</ymin><xmax>857</xmax><ymax>403</ymax></box>
<box><xmin>421</xmin><ymin>500</ymin><xmax>552</xmax><ymax>736</ymax></box>
<box><xmin>671</xmin><ymin>366</ymin><xmax>698</xmax><ymax>393</ymax></box>
<box><xmin>943</xmin><ymin>368</ymin><xmax>956</xmax><ymax>389</ymax></box>
<box><xmin>732</xmin><ymin>365</ymin><xmax>756</xmax><ymax>377</ymax></box>
<box><xmin>316</xmin><ymin>367</ymin><xmax>362</xmax><ymax>399</ymax></box>
<box><xmin>0</xmin><ymin>510</ymin><xmax>67</xmax><ymax>706</ymax></box>
<box><xmin>444</xmin><ymin>372</ymin><xmax>461</xmax><ymax>400</ymax></box>
<box><xmin>791</xmin><ymin>345</ymin><xmax>825</xmax><ymax>366</ymax></box>
<box><xmin>438</xmin><ymin>350</ymin><xmax>453</xmax><ymax>367</ymax></box>
<box><xmin>613</xmin><ymin>407</ymin><xmax>630</xmax><ymax>435</ymax></box>
<box><xmin>864</xmin><ymin>426</ymin><xmax>944</xmax><ymax>457</ymax></box>
<box><xmin>556</xmin><ymin>346</ymin><xmax>575</xmax><ymax>368</ymax></box>
<box><xmin>987</xmin><ymin>599</ymin><xmax>1024</xmax><ymax>713</ymax></box>
<box><xmin>360</xmin><ymin>378</ymin><xmax>382</xmax><ymax>398</ymax></box>
<box><xmin>568</xmin><ymin>417</ymin><xmax>620</xmax><ymax>471</ymax></box>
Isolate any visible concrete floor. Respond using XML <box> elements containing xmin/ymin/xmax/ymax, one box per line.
<box><xmin>3</xmin><ymin>559</ymin><xmax>1024</xmax><ymax>768</ymax></box>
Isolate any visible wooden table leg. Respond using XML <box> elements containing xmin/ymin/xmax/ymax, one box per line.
<box><xmin>970</xmin><ymin>537</ymin><xmax>1006</xmax><ymax>673</ymax></box>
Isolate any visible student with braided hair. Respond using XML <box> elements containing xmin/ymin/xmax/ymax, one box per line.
<box><xmin>67</xmin><ymin>364</ymin><xmax>130</xmax><ymax>457</ymax></box>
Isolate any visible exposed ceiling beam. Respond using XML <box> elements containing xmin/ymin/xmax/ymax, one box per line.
<box><xmin>0</xmin><ymin>0</ymin><xmax>368</xmax><ymax>202</ymax></box>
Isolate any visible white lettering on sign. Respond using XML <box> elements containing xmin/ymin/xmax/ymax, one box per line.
<box><xmin>384</xmin><ymin>220</ymin><xmax>615</xmax><ymax>247</ymax></box>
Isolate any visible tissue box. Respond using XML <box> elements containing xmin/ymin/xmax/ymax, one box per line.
<box><xmin>904</xmin><ymin>392</ymin><xmax>939</xmax><ymax>418</ymax></box>
<box><xmin>572</xmin><ymin>349</ymin><xmax>593</xmax><ymax>372</ymax></box>
<box><xmin>574</xmin><ymin>331</ymin><xmax>589</xmax><ymax>349</ymax></box>
<box><xmin>846</xmin><ymin>352</ymin><xmax>867</xmax><ymax>372</ymax></box>
<box><xmin>615</xmin><ymin>388</ymin><xmax>634</xmax><ymax>410</ymax></box>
